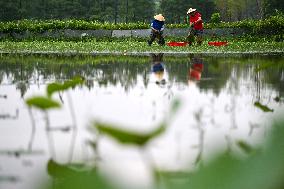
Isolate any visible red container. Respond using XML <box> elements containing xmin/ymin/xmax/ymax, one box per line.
<box><xmin>208</xmin><ymin>41</ymin><xmax>228</xmax><ymax>46</ymax></box>
<box><xmin>167</xmin><ymin>42</ymin><xmax>188</xmax><ymax>47</ymax></box>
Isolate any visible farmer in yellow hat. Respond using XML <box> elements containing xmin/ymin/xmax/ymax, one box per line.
<box><xmin>186</xmin><ymin>8</ymin><xmax>204</xmax><ymax>45</ymax></box>
<box><xmin>148</xmin><ymin>14</ymin><xmax>166</xmax><ymax>46</ymax></box>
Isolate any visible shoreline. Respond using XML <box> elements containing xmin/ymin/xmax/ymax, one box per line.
<box><xmin>0</xmin><ymin>50</ymin><xmax>283</xmax><ymax>57</ymax></box>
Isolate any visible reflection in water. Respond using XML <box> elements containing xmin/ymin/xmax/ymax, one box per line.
<box><xmin>192</xmin><ymin>109</ymin><xmax>205</xmax><ymax>167</ymax></box>
<box><xmin>0</xmin><ymin>109</ymin><xmax>19</xmax><ymax>120</ymax></box>
<box><xmin>0</xmin><ymin>94</ymin><xmax>7</xmax><ymax>99</ymax></box>
<box><xmin>0</xmin><ymin>55</ymin><xmax>284</xmax><ymax>189</ymax></box>
<box><xmin>151</xmin><ymin>53</ymin><xmax>166</xmax><ymax>86</ymax></box>
<box><xmin>0</xmin><ymin>175</ymin><xmax>20</xmax><ymax>184</ymax></box>
<box><xmin>188</xmin><ymin>56</ymin><xmax>204</xmax><ymax>85</ymax></box>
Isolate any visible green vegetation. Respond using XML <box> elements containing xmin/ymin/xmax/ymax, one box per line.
<box><xmin>26</xmin><ymin>96</ymin><xmax>61</xmax><ymax>110</ymax></box>
<box><xmin>26</xmin><ymin>77</ymin><xmax>85</xmax><ymax>112</ymax></box>
<box><xmin>0</xmin><ymin>0</ymin><xmax>155</xmax><ymax>23</ymax></box>
<box><xmin>210</xmin><ymin>13</ymin><xmax>221</xmax><ymax>24</ymax></box>
<box><xmin>0</xmin><ymin>20</ymin><xmax>149</xmax><ymax>33</ymax></box>
<box><xmin>0</xmin><ymin>14</ymin><xmax>283</xmax><ymax>36</ymax></box>
<box><xmin>1</xmin><ymin>0</ymin><xmax>282</xmax><ymax>23</ymax></box>
<box><xmin>0</xmin><ymin>40</ymin><xmax>283</xmax><ymax>54</ymax></box>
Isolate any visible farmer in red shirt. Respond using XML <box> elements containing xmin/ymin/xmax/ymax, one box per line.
<box><xmin>186</xmin><ymin>8</ymin><xmax>204</xmax><ymax>45</ymax></box>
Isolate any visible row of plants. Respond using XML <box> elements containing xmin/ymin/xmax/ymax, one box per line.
<box><xmin>1</xmin><ymin>34</ymin><xmax>283</xmax><ymax>43</ymax></box>
<box><xmin>0</xmin><ymin>40</ymin><xmax>283</xmax><ymax>54</ymax></box>
<box><xmin>0</xmin><ymin>14</ymin><xmax>283</xmax><ymax>35</ymax></box>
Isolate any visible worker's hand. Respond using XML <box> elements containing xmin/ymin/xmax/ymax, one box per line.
<box><xmin>151</xmin><ymin>28</ymin><xmax>159</xmax><ymax>33</ymax></box>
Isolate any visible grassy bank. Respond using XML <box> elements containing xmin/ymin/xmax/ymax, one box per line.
<box><xmin>0</xmin><ymin>40</ymin><xmax>283</xmax><ymax>55</ymax></box>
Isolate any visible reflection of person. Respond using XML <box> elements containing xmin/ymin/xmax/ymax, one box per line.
<box><xmin>148</xmin><ymin>14</ymin><xmax>166</xmax><ymax>46</ymax></box>
<box><xmin>186</xmin><ymin>8</ymin><xmax>204</xmax><ymax>45</ymax></box>
<box><xmin>151</xmin><ymin>53</ymin><xmax>166</xmax><ymax>85</ymax></box>
<box><xmin>188</xmin><ymin>56</ymin><xmax>204</xmax><ymax>85</ymax></box>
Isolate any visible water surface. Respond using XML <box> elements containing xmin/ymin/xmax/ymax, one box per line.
<box><xmin>0</xmin><ymin>54</ymin><xmax>284</xmax><ymax>189</ymax></box>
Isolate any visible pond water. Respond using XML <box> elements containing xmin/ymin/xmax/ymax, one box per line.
<box><xmin>0</xmin><ymin>54</ymin><xmax>284</xmax><ymax>189</ymax></box>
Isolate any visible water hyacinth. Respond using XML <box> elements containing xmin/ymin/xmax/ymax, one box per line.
<box><xmin>0</xmin><ymin>40</ymin><xmax>283</xmax><ymax>54</ymax></box>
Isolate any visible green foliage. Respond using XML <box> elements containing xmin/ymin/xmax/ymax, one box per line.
<box><xmin>26</xmin><ymin>96</ymin><xmax>61</xmax><ymax>110</ymax></box>
<box><xmin>254</xmin><ymin>102</ymin><xmax>274</xmax><ymax>112</ymax></box>
<box><xmin>0</xmin><ymin>14</ymin><xmax>283</xmax><ymax>36</ymax></box>
<box><xmin>205</xmin><ymin>13</ymin><xmax>284</xmax><ymax>36</ymax></box>
<box><xmin>210</xmin><ymin>13</ymin><xmax>221</xmax><ymax>24</ymax></box>
<box><xmin>0</xmin><ymin>19</ymin><xmax>150</xmax><ymax>33</ymax></box>
<box><xmin>160</xmin><ymin>0</ymin><xmax>215</xmax><ymax>23</ymax></box>
<box><xmin>25</xmin><ymin>77</ymin><xmax>85</xmax><ymax>111</ymax></box>
<box><xmin>94</xmin><ymin>121</ymin><xmax>166</xmax><ymax>146</ymax></box>
<box><xmin>0</xmin><ymin>0</ymin><xmax>155</xmax><ymax>23</ymax></box>
<box><xmin>0</xmin><ymin>40</ymin><xmax>283</xmax><ymax>54</ymax></box>
<box><xmin>47</xmin><ymin>76</ymin><xmax>84</xmax><ymax>97</ymax></box>
<box><xmin>46</xmin><ymin>159</ymin><xmax>113</xmax><ymax>189</ymax></box>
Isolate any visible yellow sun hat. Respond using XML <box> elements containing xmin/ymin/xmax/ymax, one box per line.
<box><xmin>154</xmin><ymin>14</ymin><xmax>165</xmax><ymax>21</ymax></box>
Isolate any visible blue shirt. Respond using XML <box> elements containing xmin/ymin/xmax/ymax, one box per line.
<box><xmin>151</xmin><ymin>20</ymin><xmax>165</xmax><ymax>31</ymax></box>
<box><xmin>152</xmin><ymin>63</ymin><xmax>165</xmax><ymax>72</ymax></box>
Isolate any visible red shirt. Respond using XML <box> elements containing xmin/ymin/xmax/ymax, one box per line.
<box><xmin>189</xmin><ymin>12</ymin><xmax>203</xmax><ymax>30</ymax></box>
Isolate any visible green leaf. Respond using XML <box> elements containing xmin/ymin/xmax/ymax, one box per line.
<box><xmin>63</xmin><ymin>76</ymin><xmax>85</xmax><ymax>89</ymax></box>
<box><xmin>94</xmin><ymin>121</ymin><xmax>166</xmax><ymax>146</ymax></box>
<box><xmin>47</xmin><ymin>159</ymin><xmax>112</xmax><ymax>189</ymax></box>
<box><xmin>47</xmin><ymin>83</ymin><xmax>65</xmax><ymax>98</ymax></box>
<box><xmin>47</xmin><ymin>77</ymin><xmax>85</xmax><ymax>97</ymax></box>
<box><xmin>237</xmin><ymin>140</ymin><xmax>254</xmax><ymax>154</ymax></box>
<box><xmin>254</xmin><ymin>102</ymin><xmax>274</xmax><ymax>112</ymax></box>
<box><xmin>26</xmin><ymin>96</ymin><xmax>61</xmax><ymax>110</ymax></box>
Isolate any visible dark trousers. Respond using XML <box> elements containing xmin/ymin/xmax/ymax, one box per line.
<box><xmin>187</xmin><ymin>28</ymin><xmax>203</xmax><ymax>45</ymax></box>
<box><xmin>148</xmin><ymin>30</ymin><xmax>165</xmax><ymax>46</ymax></box>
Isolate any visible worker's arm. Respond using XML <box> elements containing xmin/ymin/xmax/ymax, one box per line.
<box><xmin>160</xmin><ymin>24</ymin><xmax>165</xmax><ymax>31</ymax></box>
<box><xmin>151</xmin><ymin>22</ymin><xmax>159</xmax><ymax>32</ymax></box>
<box><xmin>194</xmin><ymin>17</ymin><xmax>202</xmax><ymax>24</ymax></box>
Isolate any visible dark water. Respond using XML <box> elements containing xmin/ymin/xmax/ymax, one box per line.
<box><xmin>0</xmin><ymin>54</ymin><xmax>284</xmax><ymax>189</ymax></box>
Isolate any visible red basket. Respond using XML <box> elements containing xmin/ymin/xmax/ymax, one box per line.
<box><xmin>208</xmin><ymin>41</ymin><xmax>228</xmax><ymax>46</ymax></box>
<box><xmin>167</xmin><ymin>42</ymin><xmax>189</xmax><ymax>47</ymax></box>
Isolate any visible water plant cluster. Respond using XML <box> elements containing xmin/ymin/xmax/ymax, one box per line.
<box><xmin>0</xmin><ymin>40</ymin><xmax>283</xmax><ymax>54</ymax></box>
